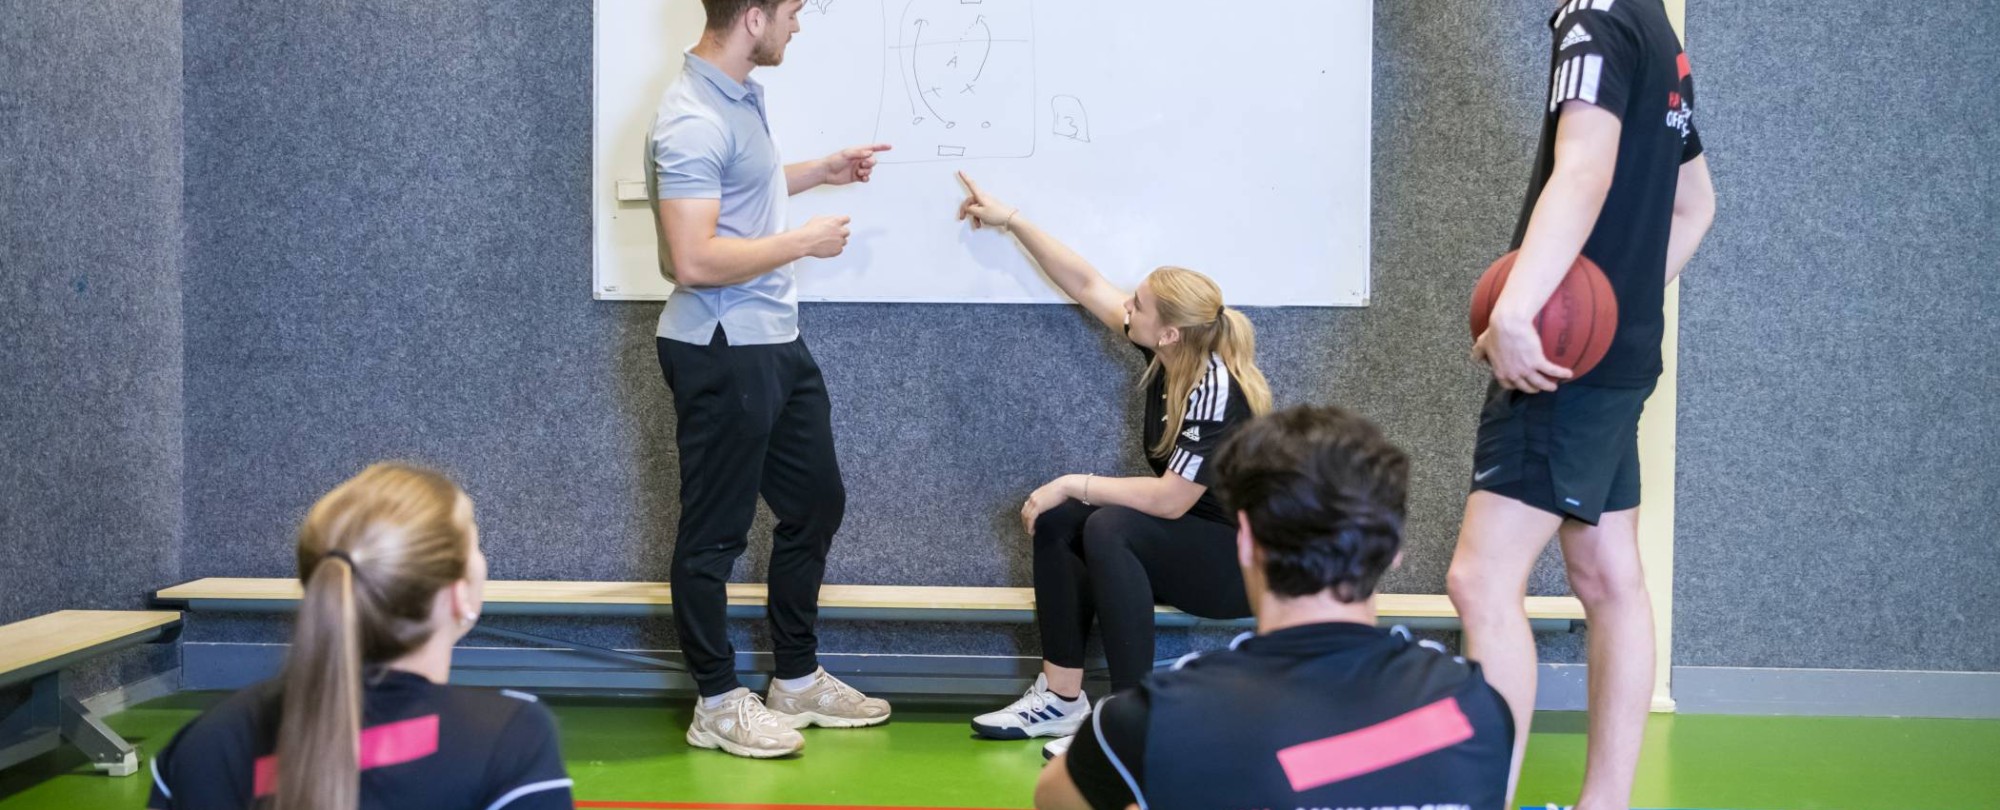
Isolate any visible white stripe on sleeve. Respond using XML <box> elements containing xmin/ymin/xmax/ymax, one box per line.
<box><xmin>485</xmin><ymin>778</ymin><xmax>575</xmax><ymax>810</ymax></box>
<box><xmin>1579</xmin><ymin>54</ymin><xmax>1604</xmax><ymax>104</ymax></box>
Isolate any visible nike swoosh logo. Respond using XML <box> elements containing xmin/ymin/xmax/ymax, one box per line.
<box><xmin>1473</xmin><ymin>466</ymin><xmax>1502</xmax><ymax>482</ymax></box>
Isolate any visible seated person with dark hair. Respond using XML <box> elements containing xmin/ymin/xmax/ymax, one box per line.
<box><xmin>1036</xmin><ymin>405</ymin><xmax>1513</xmax><ymax>810</ymax></box>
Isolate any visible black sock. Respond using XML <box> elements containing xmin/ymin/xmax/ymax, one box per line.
<box><xmin>1050</xmin><ymin>690</ymin><xmax>1081</xmax><ymax>703</ymax></box>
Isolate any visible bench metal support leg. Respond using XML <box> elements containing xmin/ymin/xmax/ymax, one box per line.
<box><xmin>60</xmin><ymin>688</ymin><xmax>138</xmax><ymax>776</ymax></box>
<box><xmin>0</xmin><ymin>673</ymin><xmax>137</xmax><ymax>776</ymax></box>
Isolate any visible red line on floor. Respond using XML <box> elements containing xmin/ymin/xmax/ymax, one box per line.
<box><xmin>577</xmin><ymin>803</ymin><xmax>1024</xmax><ymax>810</ymax></box>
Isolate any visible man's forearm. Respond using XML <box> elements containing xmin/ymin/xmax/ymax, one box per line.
<box><xmin>1664</xmin><ymin>209</ymin><xmax>1713</xmax><ymax>285</ymax></box>
<box><xmin>675</xmin><ymin>231</ymin><xmax>805</xmax><ymax>288</ymax></box>
<box><xmin>785</xmin><ymin>160</ymin><xmax>828</xmax><ymax>195</ymax></box>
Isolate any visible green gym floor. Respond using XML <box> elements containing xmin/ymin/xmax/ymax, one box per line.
<box><xmin>2</xmin><ymin>694</ymin><xmax>1996</xmax><ymax>810</ymax></box>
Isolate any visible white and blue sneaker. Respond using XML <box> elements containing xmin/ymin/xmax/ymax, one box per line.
<box><xmin>971</xmin><ymin>674</ymin><xmax>1090</xmax><ymax>740</ymax></box>
<box><xmin>1041</xmin><ymin>734</ymin><xmax>1073</xmax><ymax>761</ymax></box>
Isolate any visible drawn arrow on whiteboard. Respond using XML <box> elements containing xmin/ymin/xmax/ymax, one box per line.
<box><xmin>911</xmin><ymin>19</ymin><xmax>952</xmax><ymax>126</ymax></box>
<box><xmin>965</xmin><ymin>15</ymin><xmax>992</xmax><ymax>81</ymax></box>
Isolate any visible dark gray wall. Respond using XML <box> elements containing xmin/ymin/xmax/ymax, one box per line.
<box><xmin>20</xmin><ymin>0</ymin><xmax>1991</xmax><ymax>684</ymax></box>
<box><xmin>0</xmin><ymin>0</ymin><xmax>185</xmax><ymax>690</ymax></box>
<box><xmin>15</xmin><ymin>0</ymin><xmax>1991</xmax><ymax>682</ymax></box>
<box><xmin>1675</xmin><ymin>0</ymin><xmax>2000</xmax><ymax>670</ymax></box>
<box><xmin>178</xmin><ymin>0</ymin><xmax>1587</xmax><ymax>661</ymax></box>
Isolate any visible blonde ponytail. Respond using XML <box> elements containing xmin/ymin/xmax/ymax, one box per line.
<box><xmin>1142</xmin><ymin>268</ymin><xmax>1274</xmax><ymax>458</ymax></box>
<box><xmin>276</xmin><ymin>556</ymin><xmax>362</xmax><ymax>810</ymax></box>
<box><xmin>1215</xmin><ymin>307</ymin><xmax>1273</xmax><ymax>415</ymax></box>
<box><xmin>274</xmin><ymin>463</ymin><xmax>473</xmax><ymax>808</ymax></box>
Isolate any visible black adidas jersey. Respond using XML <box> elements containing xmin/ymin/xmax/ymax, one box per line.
<box><xmin>1065</xmin><ymin>623</ymin><xmax>1513</xmax><ymax>810</ymax></box>
<box><xmin>148</xmin><ymin>669</ymin><xmax>573</xmax><ymax>810</ymax></box>
<box><xmin>1515</xmin><ymin>0</ymin><xmax>1703</xmax><ymax>387</ymax></box>
<box><xmin>1137</xmin><ymin>344</ymin><xmax>1254</xmax><ymax>526</ymax></box>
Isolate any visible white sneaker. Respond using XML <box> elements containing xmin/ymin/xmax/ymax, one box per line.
<box><xmin>1042</xmin><ymin>734</ymin><xmax>1073</xmax><ymax>761</ymax></box>
<box><xmin>685</xmin><ymin>688</ymin><xmax>805</xmax><ymax>759</ymax></box>
<box><xmin>971</xmin><ymin>674</ymin><xmax>1090</xmax><ymax>740</ymax></box>
<box><xmin>765</xmin><ymin>668</ymin><xmax>892</xmax><ymax>729</ymax></box>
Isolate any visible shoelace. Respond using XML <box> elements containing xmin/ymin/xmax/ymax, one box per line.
<box><xmin>736</xmin><ymin>693</ymin><xmax>790</xmax><ymax>734</ymax></box>
<box><xmin>1011</xmin><ymin>684</ymin><xmax>1060</xmax><ymax>716</ymax></box>
<box><xmin>819</xmin><ymin>672</ymin><xmax>869</xmax><ymax>705</ymax></box>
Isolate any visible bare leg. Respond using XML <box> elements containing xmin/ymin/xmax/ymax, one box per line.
<box><xmin>1559</xmin><ymin>508</ymin><xmax>1651</xmax><ymax>810</ymax></box>
<box><xmin>1041</xmin><ymin>662</ymin><xmax>1085</xmax><ymax>698</ymax></box>
<box><xmin>1447</xmin><ymin>491</ymin><xmax>1565</xmax><ymax>808</ymax></box>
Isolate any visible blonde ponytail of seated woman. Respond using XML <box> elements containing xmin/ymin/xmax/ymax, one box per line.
<box><xmin>276</xmin><ymin>463</ymin><xmax>485</xmax><ymax>810</ymax></box>
<box><xmin>1139</xmin><ymin>266</ymin><xmax>1274</xmax><ymax>459</ymax></box>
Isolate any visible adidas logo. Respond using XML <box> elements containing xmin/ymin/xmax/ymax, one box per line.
<box><xmin>1561</xmin><ymin>24</ymin><xmax>1593</xmax><ymax>51</ymax></box>
<box><xmin>1181</xmin><ymin>426</ymin><xmax>1201</xmax><ymax>442</ymax></box>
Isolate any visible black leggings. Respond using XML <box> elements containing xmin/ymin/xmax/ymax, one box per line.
<box><xmin>1033</xmin><ymin>500</ymin><xmax>1251</xmax><ymax>691</ymax></box>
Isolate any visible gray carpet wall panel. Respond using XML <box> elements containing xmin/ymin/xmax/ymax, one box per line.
<box><xmin>180</xmin><ymin>0</ymin><xmax>1592</xmax><ymax>661</ymax></box>
<box><xmin>0</xmin><ymin>0</ymin><xmax>186</xmax><ymax>696</ymax></box>
<box><xmin>1674</xmin><ymin>0</ymin><xmax>2000</xmax><ymax>670</ymax></box>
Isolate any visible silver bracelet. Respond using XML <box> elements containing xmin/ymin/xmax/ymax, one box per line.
<box><xmin>1002</xmin><ymin>208</ymin><xmax>1019</xmax><ymax>231</ymax></box>
<box><xmin>1082</xmin><ymin>473</ymin><xmax>1093</xmax><ymax>506</ymax></box>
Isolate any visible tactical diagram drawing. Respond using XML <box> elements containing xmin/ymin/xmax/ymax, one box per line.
<box><xmin>874</xmin><ymin>0</ymin><xmax>1038</xmax><ymax>161</ymax></box>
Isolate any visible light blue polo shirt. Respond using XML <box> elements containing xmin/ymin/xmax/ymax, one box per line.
<box><xmin>648</xmin><ymin>52</ymin><xmax>797</xmax><ymax>346</ymax></box>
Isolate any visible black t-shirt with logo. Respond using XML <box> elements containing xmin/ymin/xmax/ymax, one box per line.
<box><xmin>1064</xmin><ymin>623</ymin><xmax>1514</xmax><ymax>810</ymax></box>
<box><xmin>147</xmin><ymin>669</ymin><xmax>573</xmax><ymax>810</ymax></box>
<box><xmin>1514</xmin><ymin>0</ymin><xmax>1704</xmax><ymax>387</ymax></box>
<box><xmin>1136</xmin><ymin>344</ymin><xmax>1253</xmax><ymax>526</ymax></box>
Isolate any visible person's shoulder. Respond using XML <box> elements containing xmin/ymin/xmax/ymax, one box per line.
<box><xmin>656</xmin><ymin>93</ymin><xmax>728</xmax><ymax>131</ymax></box>
<box><xmin>165</xmin><ymin>678</ymin><xmax>281</xmax><ymax>760</ymax></box>
<box><xmin>1376</xmin><ymin>628</ymin><xmax>1512</xmax><ymax>712</ymax></box>
<box><xmin>1094</xmin><ymin>685</ymin><xmax>1153</xmax><ymax>728</ymax></box>
<box><xmin>1143</xmin><ymin>636</ymin><xmax>1262</xmax><ymax>691</ymax></box>
<box><xmin>655</xmin><ymin>76</ymin><xmax>731</xmax><ymax>132</ymax></box>
<box><xmin>1552</xmin><ymin>0</ymin><xmax>1646</xmax><ymax>45</ymax></box>
<box><xmin>1178</xmin><ymin>353</ymin><xmax>1232</xmax><ymax>423</ymax></box>
<box><xmin>1554</xmin><ymin>0</ymin><xmax>1640</xmax><ymax>26</ymax></box>
<box><xmin>1379</xmin><ymin>631</ymin><xmax>1479</xmax><ymax>678</ymax></box>
<box><xmin>190</xmin><ymin>678</ymin><xmax>282</xmax><ymax>733</ymax></box>
<box><xmin>440</xmin><ymin>686</ymin><xmax>558</xmax><ymax>736</ymax></box>
<box><xmin>444</xmin><ymin>684</ymin><xmax>547</xmax><ymax>714</ymax></box>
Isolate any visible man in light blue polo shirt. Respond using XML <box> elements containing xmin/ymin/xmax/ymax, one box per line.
<box><xmin>649</xmin><ymin>0</ymin><xmax>893</xmax><ymax>760</ymax></box>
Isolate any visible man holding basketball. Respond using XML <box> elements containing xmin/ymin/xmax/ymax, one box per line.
<box><xmin>1450</xmin><ymin>1</ymin><xmax>1714</xmax><ymax>808</ymax></box>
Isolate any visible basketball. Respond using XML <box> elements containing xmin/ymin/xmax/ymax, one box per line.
<box><xmin>1469</xmin><ymin>250</ymin><xmax>1619</xmax><ymax>379</ymax></box>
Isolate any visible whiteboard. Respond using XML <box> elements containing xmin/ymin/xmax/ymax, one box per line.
<box><xmin>592</xmin><ymin>0</ymin><xmax>1372</xmax><ymax>306</ymax></box>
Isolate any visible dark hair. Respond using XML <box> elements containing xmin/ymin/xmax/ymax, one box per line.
<box><xmin>1213</xmin><ymin>405</ymin><xmax>1410</xmax><ymax>602</ymax></box>
<box><xmin>703</xmin><ymin>0</ymin><xmax>787</xmax><ymax>32</ymax></box>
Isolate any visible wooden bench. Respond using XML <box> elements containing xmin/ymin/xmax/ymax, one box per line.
<box><xmin>157</xmin><ymin>578</ymin><xmax>1586</xmax><ymax>630</ymax></box>
<box><xmin>158</xmin><ymin>579</ymin><xmax>1579</xmax><ymax>695</ymax></box>
<box><xmin>0</xmin><ymin>610</ymin><xmax>182</xmax><ymax>777</ymax></box>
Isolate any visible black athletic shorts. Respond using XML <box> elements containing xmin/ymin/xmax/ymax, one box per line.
<box><xmin>1469</xmin><ymin>380</ymin><xmax>1657</xmax><ymax>525</ymax></box>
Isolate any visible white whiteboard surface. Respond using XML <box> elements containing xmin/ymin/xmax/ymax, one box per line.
<box><xmin>592</xmin><ymin>0</ymin><xmax>1372</xmax><ymax>306</ymax></box>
